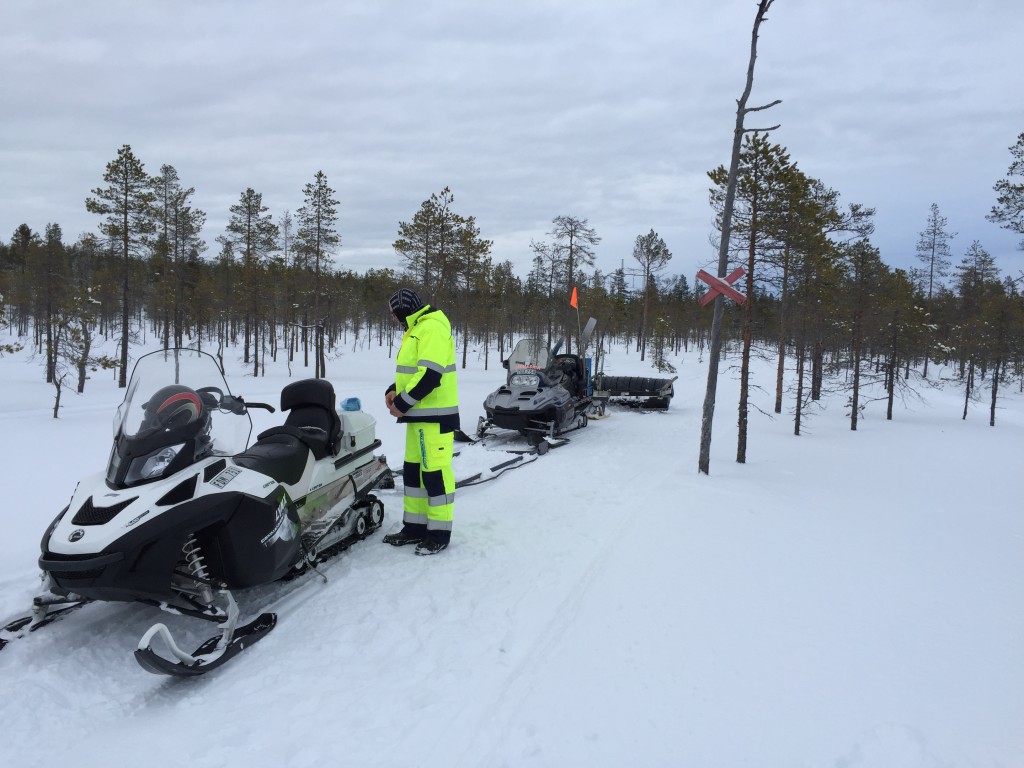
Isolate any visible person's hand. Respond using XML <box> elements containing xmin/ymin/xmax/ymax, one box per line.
<box><xmin>386</xmin><ymin>391</ymin><xmax>402</xmax><ymax>418</ymax></box>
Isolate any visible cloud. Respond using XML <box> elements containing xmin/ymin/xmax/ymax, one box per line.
<box><xmin>1</xmin><ymin>0</ymin><xmax>1022</xmax><ymax>284</ymax></box>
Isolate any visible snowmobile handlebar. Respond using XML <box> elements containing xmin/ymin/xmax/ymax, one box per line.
<box><xmin>237</xmin><ymin>398</ymin><xmax>275</xmax><ymax>414</ymax></box>
<box><xmin>197</xmin><ymin>387</ymin><xmax>274</xmax><ymax>415</ymax></box>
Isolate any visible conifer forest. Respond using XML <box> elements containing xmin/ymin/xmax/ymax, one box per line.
<box><xmin>2</xmin><ymin>134</ymin><xmax>1023</xmax><ymax>429</ymax></box>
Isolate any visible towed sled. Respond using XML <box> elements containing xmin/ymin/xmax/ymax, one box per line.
<box><xmin>5</xmin><ymin>348</ymin><xmax>391</xmax><ymax>676</ymax></box>
<box><xmin>476</xmin><ymin>318</ymin><xmax>597</xmax><ymax>450</ymax></box>
<box><xmin>591</xmin><ymin>372</ymin><xmax>677</xmax><ymax>414</ymax></box>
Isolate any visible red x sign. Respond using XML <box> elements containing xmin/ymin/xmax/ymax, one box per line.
<box><xmin>697</xmin><ymin>267</ymin><xmax>746</xmax><ymax>306</ymax></box>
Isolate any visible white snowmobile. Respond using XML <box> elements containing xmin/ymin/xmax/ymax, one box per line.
<box><xmin>476</xmin><ymin>318</ymin><xmax>597</xmax><ymax>452</ymax></box>
<box><xmin>3</xmin><ymin>348</ymin><xmax>391</xmax><ymax>676</ymax></box>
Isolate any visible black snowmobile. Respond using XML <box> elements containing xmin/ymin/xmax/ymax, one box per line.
<box><xmin>476</xmin><ymin>318</ymin><xmax>596</xmax><ymax>451</ymax></box>
<box><xmin>4</xmin><ymin>348</ymin><xmax>391</xmax><ymax>676</ymax></box>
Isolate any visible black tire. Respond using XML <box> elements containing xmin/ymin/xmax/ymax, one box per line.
<box><xmin>354</xmin><ymin>514</ymin><xmax>367</xmax><ymax>538</ymax></box>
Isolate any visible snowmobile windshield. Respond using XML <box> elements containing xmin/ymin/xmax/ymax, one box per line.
<box><xmin>508</xmin><ymin>339</ymin><xmax>549</xmax><ymax>373</ymax></box>
<box><xmin>507</xmin><ymin>338</ymin><xmax>556</xmax><ymax>388</ymax></box>
<box><xmin>106</xmin><ymin>349</ymin><xmax>252</xmax><ymax>488</ymax></box>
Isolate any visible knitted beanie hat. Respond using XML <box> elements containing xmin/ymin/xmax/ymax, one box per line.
<box><xmin>389</xmin><ymin>288</ymin><xmax>425</xmax><ymax>324</ymax></box>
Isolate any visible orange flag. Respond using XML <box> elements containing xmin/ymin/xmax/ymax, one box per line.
<box><xmin>570</xmin><ymin>286</ymin><xmax>578</xmax><ymax>308</ymax></box>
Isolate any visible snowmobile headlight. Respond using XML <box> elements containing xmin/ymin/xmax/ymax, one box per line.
<box><xmin>509</xmin><ymin>373</ymin><xmax>540</xmax><ymax>388</ymax></box>
<box><xmin>125</xmin><ymin>443</ymin><xmax>186</xmax><ymax>485</ymax></box>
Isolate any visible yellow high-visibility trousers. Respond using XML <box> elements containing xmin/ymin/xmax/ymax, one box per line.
<box><xmin>402</xmin><ymin>422</ymin><xmax>454</xmax><ymax>543</ymax></box>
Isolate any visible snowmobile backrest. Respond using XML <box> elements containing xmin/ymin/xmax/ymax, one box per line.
<box><xmin>552</xmin><ymin>354</ymin><xmax>587</xmax><ymax>397</ymax></box>
<box><xmin>581</xmin><ymin>316</ymin><xmax>596</xmax><ymax>344</ymax></box>
<box><xmin>279</xmin><ymin>379</ymin><xmax>341</xmax><ymax>455</ymax></box>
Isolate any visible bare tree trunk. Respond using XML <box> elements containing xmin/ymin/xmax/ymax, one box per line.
<box><xmin>962</xmin><ymin>356</ymin><xmax>974</xmax><ymax>420</ymax></box>
<box><xmin>52</xmin><ymin>375</ymin><xmax>63</xmax><ymax>419</ymax></box>
<box><xmin>774</xmin><ymin>249</ymin><xmax>790</xmax><ymax>414</ymax></box>
<box><xmin>850</xmin><ymin>312</ymin><xmax>862</xmax><ymax>431</ymax></box>
<box><xmin>886</xmin><ymin>321</ymin><xmax>898</xmax><ymax>421</ymax></box>
<box><xmin>794</xmin><ymin>341</ymin><xmax>805</xmax><ymax>436</ymax></box>
<box><xmin>737</xmin><ymin>234</ymin><xmax>756</xmax><ymax>463</ymax></box>
<box><xmin>77</xmin><ymin>319</ymin><xmax>92</xmax><ymax>393</ymax></box>
<box><xmin>253</xmin><ymin>321</ymin><xmax>259</xmax><ymax>377</ymax></box>
<box><xmin>990</xmin><ymin>357</ymin><xmax>1000</xmax><ymax>427</ymax></box>
<box><xmin>120</xmin><ymin>271</ymin><xmax>129</xmax><ymax>388</ymax></box>
<box><xmin>699</xmin><ymin>0</ymin><xmax>779</xmax><ymax>474</ymax></box>
<box><xmin>811</xmin><ymin>340</ymin><xmax>824</xmax><ymax>400</ymax></box>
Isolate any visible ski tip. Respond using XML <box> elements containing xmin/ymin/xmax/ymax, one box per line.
<box><xmin>134</xmin><ymin>611</ymin><xmax>278</xmax><ymax>677</ymax></box>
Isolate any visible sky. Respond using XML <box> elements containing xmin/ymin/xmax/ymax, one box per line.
<box><xmin>2</xmin><ymin>0</ymin><xmax>1023</xmax><ymax>286</ymax></box>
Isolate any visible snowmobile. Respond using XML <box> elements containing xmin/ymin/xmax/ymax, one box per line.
<box><xmin>6</xmin><ymin>348</ymin><xmax>391</xmax><ymax>676</ymax></box>
<box><xmin>476</xmin><ymin>318</ymin><xmax>597</xmax><ymax>452</ymax></box>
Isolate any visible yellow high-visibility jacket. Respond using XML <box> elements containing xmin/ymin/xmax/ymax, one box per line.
<box><xmin>388</xmin><ymin>305</ymin><xmax>460</xmax><ymax>432</ymax></box>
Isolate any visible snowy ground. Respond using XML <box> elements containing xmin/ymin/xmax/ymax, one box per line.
<box><xmin>1</xmin><ymin>335</ymin><xmax>1022</xmax><ymax>768</ymax></box>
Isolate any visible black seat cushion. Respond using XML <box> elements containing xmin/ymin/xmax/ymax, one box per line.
<box><xmin>257</xmin><ymin>424</ymin><xmax>330</xmax><ymax>460</ymax></box>
<box><xmin>234</xmin><ymin>433</ymin><xmax>310</xmax><ymax>486</ymax></box>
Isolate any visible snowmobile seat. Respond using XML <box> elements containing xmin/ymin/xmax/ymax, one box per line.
<box><xmin>554</xmin><ymin>355</ymin><xmax>586</xmax><ymax>398</ymax></box>
<box><xmin>256</xmin><ymin>379</ymin><xmax>341</xmax><ymax>460</ymax></box>
<box><xmin>233</xmin><ymin>433</ymin><xmax>310</xmax><ymax>486</ymax></box>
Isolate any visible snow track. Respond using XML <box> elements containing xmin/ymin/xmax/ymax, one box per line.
<box><xmin>2</xmin><ymin>345</ymin><xmax>1023</xmax><ymax>767</ymax></box>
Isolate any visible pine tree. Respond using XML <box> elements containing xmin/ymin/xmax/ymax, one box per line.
<box><xmin>953</xmin><ymin>241</ymin><xmax>1001</xmax><ymax>420</ymax></box>
<box><xmin>649</xmin><ymin>316</ymin><xmax>676</xmax><ymax>374</ymax></box>
<box><xmin>296</xmin><ymin>171</ymin><xmax>340</xmax><ymax>377</ymax></box>
<box><xmin>913</xmin><ymin>203</ymin><xmax>955</xmax><ymax>377</ymax></box>
<box><xmin>151</xmin><ymin>164</ymin><xmax>205</xmax><ymax>349</ymax></box>
<box><xmin>393</xmin><ymin>187</ymin><xmax>459</xmax><ymax>295</ymax></box>
<box><xmin>85</xmin><ymin>145</ymin><xmax>156</xmax><ymax>386</ymax></box>
<box><xmin>987</xmin><ymin>132</ymin><xmax>1024</xmax><ymax>251</ymax></box>
<box><xmin>840</xmin><ymin>239</ymin><xmax>887</xmax><ymax>431</ymax></box>
<box><xmin>548</xmin><ymin>215</ymin><xmax>600</xmax><ymax>353</ymax></box>
<box><xmin>217</xmin><ymin>188</ymin><xmax>279</xmax><ymax>376</ymax></box>
<box><xmin>631</xmin><ymin>229</ymin><xmax>672</xmax><ymax>362</ymax></box>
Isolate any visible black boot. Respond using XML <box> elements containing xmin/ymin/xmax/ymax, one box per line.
<box><xmin>414</xmin><ymin>539</ymin><xmax>448</xmax><ymax>555</ymax></box>
<box><xmin>383</xmin><ymin>524</ymin><xmax>426</xmax><ymax>546</ymax></box>
<box><xmin>414</xmin><ymin>530</ymin><xmax>450</xmax><ymax>556</ymax></box>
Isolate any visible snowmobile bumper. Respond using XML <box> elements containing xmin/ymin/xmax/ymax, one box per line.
<box><xmin>38</xmin><ymin>551</ymin><xmax>126</xmax><ymax>596</ymax></box>
<box><xmin>486</xmin><ymin>405</ymin><xmax>538</xmax><ymax>433</ymax></box>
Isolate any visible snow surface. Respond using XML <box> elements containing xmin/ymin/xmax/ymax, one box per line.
<box><xmin>1</xmin><ymin>336</ymin><xmax>1022</xmax><ymax>768</ymax></box>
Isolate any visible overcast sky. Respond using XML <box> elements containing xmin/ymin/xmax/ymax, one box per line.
<box><xmin>2</xmin><ymin>0</ymin><xmax>1022</xmax><ymax>289</ymax></box>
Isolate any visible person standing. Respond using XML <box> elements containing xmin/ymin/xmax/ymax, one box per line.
<box><xmin>383</xmin><ymin>288</ymin><xmax>459</xmax><ymax>555</ymax></box>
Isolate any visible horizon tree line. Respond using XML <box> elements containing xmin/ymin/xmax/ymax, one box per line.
<box><xmin>0</xmin><ymin>135</ymin><xmax>1021</xmax><ymax>445</ymax></box>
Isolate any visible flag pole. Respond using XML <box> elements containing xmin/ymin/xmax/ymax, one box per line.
<box><xmin>570</xmin><ymin>286</ymin><xmax>581</xmax><ymax>355</ymax></box>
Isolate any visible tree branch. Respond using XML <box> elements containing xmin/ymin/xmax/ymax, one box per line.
<box><xmin>742</xmin><ymin>99</ymin><xmax>782</xmax><ymax>113</ymax></box>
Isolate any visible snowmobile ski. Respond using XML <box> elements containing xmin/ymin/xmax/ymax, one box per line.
<box><xmin>134</xmin><ymin>611</ymin><xmax>277</xmax><ymax>676</ymax></box>
<box><xmin>456</xmin><ymin>452</ymin><xmax>539</xmax><ymax>488</ymax></box>
<box><xmin>0</xmin><ymin>597</ymin><xmax>91</xmax><ymax>651</ymax></box>
<box><xmin>453</xmin><ymin>434</ymin><xmax>572</xmax><ymax>488</ymax></box>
